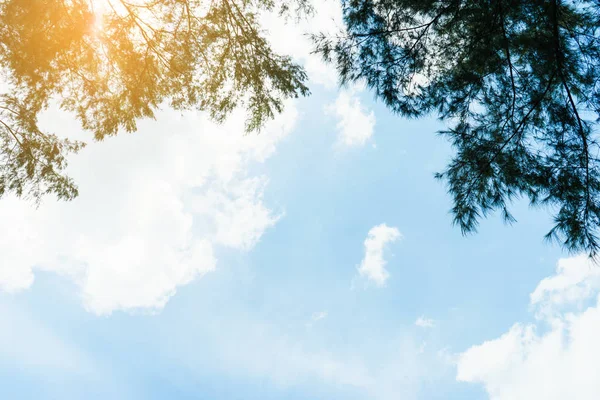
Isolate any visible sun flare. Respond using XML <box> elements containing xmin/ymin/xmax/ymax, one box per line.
<box><xmin>87</xmin><ymin>0</ymin><xmax>153</xmax><ymax>37</ymax></box>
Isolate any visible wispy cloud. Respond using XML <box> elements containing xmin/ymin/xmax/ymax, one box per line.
<box><xmin>306</xmin><ymin>311</ymin><xmax>328</xmax><ymax>328</ymax></box>
<box><xmin>167</xmin><ymin>308</ymin><xmax>451</xmax><ymax>400</ymax></box>
<box><xmin>311</xmin><ymin>311</ymin><xmax>328</xmax><ymax>323</ymax></box>
<box><xmin>415</xmin><ymin>316</ymin><xmax>435</xmax><ymax>329</ymax></box>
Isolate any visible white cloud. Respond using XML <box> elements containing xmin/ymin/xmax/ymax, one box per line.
<box><xmin>196</xmin><ymin>177</ymin><xmax>281</xmax><ymax>251</ymax></box>
<box><xmin>530</xmin><ymin>254</ymin><xmax>600</xmax><ymax>318</ymax></box>
<box><xmin>0</xmin><ymin>104</ymin><xmax>297</xmax><ymax>315</ymax></box>
<box><xmin>457</xmin><ymin>255</ymin><xmax>600</xmax><ymax>400</ymax></box>
<box><xmin>358</xmin><ymin>224</ymin><xmax>402</xmax><ymax>286</ymax></box>
<box><xmin>326</xmin><ymin>88</ymin><xmax>377</xmax><ymax>148</ymax></box>
<box><xmin>0</xmin><ymin>198</ymin><xmax>37</xmax><ymax>293</ymax></box>
<box><xmin>415</xmin><ymin>316</ymin><xmax>435</xmax><ymax>329</ymax></box>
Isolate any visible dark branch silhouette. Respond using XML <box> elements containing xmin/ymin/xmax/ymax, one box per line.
<box><xmin>314</xmin><ymin>0</ymin><xmax>600</xmax><ymax>255</ymax></box>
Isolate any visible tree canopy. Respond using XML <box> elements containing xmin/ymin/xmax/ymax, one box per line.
<box><xmin>3</xmin><ymin>0</ymin><xmax>600</xmax><ymax>256</ymax></box>
<box><xmin>314</xmin><ymin>0</ymin><xmax>600</xmax><ymax>254</ymax></box>
<box><xmin>0</xmin><ymin>0</ymin><xmax>310</xmax><ymax>202</ymax></box>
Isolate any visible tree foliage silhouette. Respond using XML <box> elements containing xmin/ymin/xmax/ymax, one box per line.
<box><xmin>314</xmin><ymin>0</ymin><xmax>600</xmax><ymax>254</ymax></box>
<box><xmin>0</xmin><ymin>0</ymin><xmax>310</xmax><ymax>202</ymax></box>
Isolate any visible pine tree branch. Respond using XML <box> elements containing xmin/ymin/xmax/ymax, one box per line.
<box><xmin>551</xmin><ymin>0</ymin><xmax>593</xmax><ymax>243</ymax></box>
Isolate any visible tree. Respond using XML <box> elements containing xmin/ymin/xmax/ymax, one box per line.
<box><xmin>0</xmin><ymin>0</ymin><xmax>310</xmax><ymax>202</ymax></box>
<box><xmin>314</xmin><ymin>0</ymin><xmax>600</xmax><ymax>254</ymax></box>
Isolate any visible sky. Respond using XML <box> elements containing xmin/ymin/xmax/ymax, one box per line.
<box><xmin>2</xmin><ymin>1</ymin><xmax>600</xmax><ymax>399</ymax></box>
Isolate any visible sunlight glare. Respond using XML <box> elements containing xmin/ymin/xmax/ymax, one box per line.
<box><xmin>88</xmin><ymin>0</ymin><xmax>110</xmax><ymax>35</ymax></box>
<box><xmin>87</xmin><ymin>0</ymin><xmax>154</xmax><ymax>34</ymax></box>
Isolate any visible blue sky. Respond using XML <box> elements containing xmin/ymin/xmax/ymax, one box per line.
<box><xmin>2</xmin><ymin>1</ymin><xmax>600</xmax><ymax>399</ymax></box>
